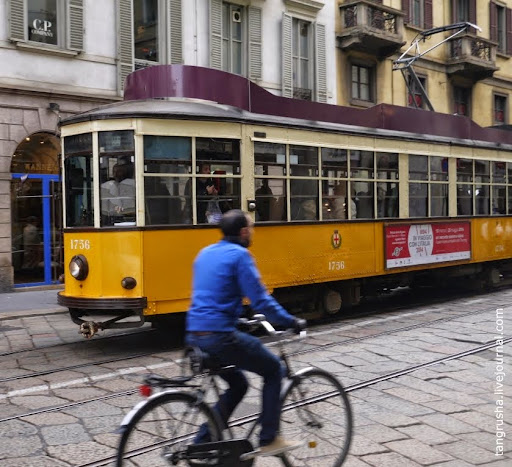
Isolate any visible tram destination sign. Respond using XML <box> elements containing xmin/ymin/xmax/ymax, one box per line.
<box><xmin>385</xmin><ymin>222</ymin><xmax>471</xmax><ymax>269</ymax></box>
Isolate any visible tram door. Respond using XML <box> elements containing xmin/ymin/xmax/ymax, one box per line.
<box><xmin>11</xmin><ymin>174</ymin><xmax>62</xmax><ymax>286</ymax></box>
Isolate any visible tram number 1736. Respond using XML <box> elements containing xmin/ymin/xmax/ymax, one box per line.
<box><xmin>70</xmin><ymin>239</ymin><xmax>91</xmax><ymax>250</ymax></box>
<box><xmin>328</xmin><ymin>261</ymin><xmax>345</xmax><ymax>271</ymax></box>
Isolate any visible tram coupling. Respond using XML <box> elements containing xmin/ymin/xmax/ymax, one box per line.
<box><xmin>79</xmin><ymin>321</ymin><xmax>102</xmax><ymax>339</ymax></box>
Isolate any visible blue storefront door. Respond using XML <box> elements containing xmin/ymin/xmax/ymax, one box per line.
<box><xmin>11</xmin><ymin>173</ymin><xmax>62</xmax><ymax>287</ymax></box>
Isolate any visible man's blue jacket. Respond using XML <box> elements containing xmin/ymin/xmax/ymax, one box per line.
<box><xmin>186</xmin><ymin>239</ymin><xmax>296</xmax><ymax>332</ymax></box>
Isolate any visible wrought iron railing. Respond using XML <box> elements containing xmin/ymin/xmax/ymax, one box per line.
<box><xmin>367</xmin><ymin>5</ymin><xmax>397</xmax><ymax>33</ymax></box>
<box><xmin>342</xmin><ymin>2</ymin><xmax>398</xmax><ymax>34</ymax></box>
<box><xmin>344</xmin><ymin>6</ymin><xmax>357</xmax><ymax>28</ymax></box>
<box><xmin>450</xmin><ymin>36</ymin><xmax>494</xmax><ymax>62</ymax></box>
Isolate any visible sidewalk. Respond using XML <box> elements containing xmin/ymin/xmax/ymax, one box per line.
<box><xmin>0</xmin><ymin>286</ymin><xmax>66</xmax><ymax>318</ymax></box>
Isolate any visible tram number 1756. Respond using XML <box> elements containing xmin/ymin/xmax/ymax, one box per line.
<box><xmin>328</xmin><ymin>261</ymin><xmax>345</xmax><ymax>271</ymax></box>
<box><xmin>70</xmin><ymin>239</ymin><xmax>91</xmax><ymax>250</ymax></box>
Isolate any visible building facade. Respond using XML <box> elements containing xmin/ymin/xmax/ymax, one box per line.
<box><xmin>0</xmin><ymin>0</ymin><xmax>338</xmax><ymax>291</ymax></box>
<box><xmin>336</xmin><ymin>0</ymin><xmax>512</xmax><ymax>127</ymax></box>
<box><xmin>1</xmin><ymin>0</ymin><xmax>511</xmax><ymax>291</ymax></box>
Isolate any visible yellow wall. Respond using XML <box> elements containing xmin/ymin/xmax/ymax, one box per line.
<box><xmin>337</xmin><ymin>0</ymin><xmax>512</xmax><ymax>127</ymax></box>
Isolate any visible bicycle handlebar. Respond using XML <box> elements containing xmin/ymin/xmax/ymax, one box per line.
<box><xmin>238</xmin><ymin>314</ymin><xmax>306</xmax><ymax>338</ymax></box>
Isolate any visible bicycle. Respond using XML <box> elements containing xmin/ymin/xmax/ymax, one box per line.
<box><xmin>116</xmin><ymin>315</ymin><xmax>353</xmax><ymax>466</ymax></box>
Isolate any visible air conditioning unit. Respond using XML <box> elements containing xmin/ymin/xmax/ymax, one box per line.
<box><xmin>232</xmin><ymin>10</ymin><xmax>241</xmax><ymax>23</ymax></box>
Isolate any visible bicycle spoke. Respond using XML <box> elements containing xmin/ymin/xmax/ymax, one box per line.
<box><xmin>280</xmin><ymin>370</ymin><xmax>352</xmax><ymax>467</ymax></box>
<box><xmin>117</xmin><ymin>393</ymin><xmax>222</xmax><ymax>466</ymax></box>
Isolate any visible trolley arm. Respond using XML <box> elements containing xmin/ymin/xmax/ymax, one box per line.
<box><xmin>393</xmin><ymin>22</ymin><xmax>482</xmax><ymax>112</ymax></box>
<box><xmin>394</xmin><ymin>22</ymin><xmax>481</xmax><ymax>69</ymax></box>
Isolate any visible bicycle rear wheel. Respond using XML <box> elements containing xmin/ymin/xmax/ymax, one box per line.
<box><xmin>116</xmin><ymin>391</ymin><xmax>223</xmax><ymax>466</ymax></box>
<box><xmin>279</xmin><ymin>368</ymin><xmax>352</xmax><ymax>467</ymax></box>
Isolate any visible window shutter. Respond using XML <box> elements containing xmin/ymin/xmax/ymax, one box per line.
<box><xmin>507</xmin><ymin>8</ymin><xmax>512</xmax><ymax>55</ymax></box>
<box><xmin>469</xmin><ymin>0</ymin><xmax>476</xmax><ymax>25</ymax></box>
<box><xmin>282</xmin><ymin>13</ymin><xmax>292</xmax><ymax>98</ymax></box>
<box><xmin>315</xmin><ymin>22</ymin><xmax>327</xmax><ymax>103</ymax></box>
<box><xmin>451</xmin><ymin>0</ymin><xmax>456</xmax><ymax>22</ymax></box>
<box><xmin>68</xmin><ymin>0</ymin><xmax>84</xmax><ymax>51</ymax></box>
<box><xmin>424</xmin><ymin>0</ymin><xmax>433</xmax><ymax>29</ymax></box>
<box><xmin>118</xmin><ymin>0</ymin><xmax>134</xmax><ymax>92</ymax></box>
<box><xmin>169</xmin><ymin>0</ymin><xmax>183</xmax><ymax>64</ymax></box>
<box><xmin>402</xmin><ymin>0</ymin><xmax>410</xmax><ymax>24</ymax></box>
<box><xmin>8</xmin><ymin>0</ymin><xmax>25</xmax><ymax>42</ymax></box>
<box><xmin>490</xmin><ymin>2</ymin><xmax>497</xmax><ymax>43</ymax></box>
<box><xmin>210</xmin><ymin>0</ymin><xmax>222</xmax><ymax>69</ymax></box>
<box><xmin>248</xmin><ymin>6</ymin><xmax>262</xmax><ymax>81</ymax></box>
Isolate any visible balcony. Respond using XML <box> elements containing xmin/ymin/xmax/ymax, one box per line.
<box><xmin>446</xmin><ymin>34</ymin><xmax>498</xmax><ymax>81</ymax></box>
<box><xmin>337</xmin><ymin>0</ymin><xmax>405</xmax><ymax>59</ymax></box>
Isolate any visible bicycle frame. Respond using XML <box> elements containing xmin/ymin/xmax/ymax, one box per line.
<box><xmin>117</xmin><ymin>319</ymin><xmax>352</xmax><ymax>467</ymax></box>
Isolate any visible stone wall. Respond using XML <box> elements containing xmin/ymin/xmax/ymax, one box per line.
<box><xmin>0</xmin><ymin>90</ymin><xmax>110</xmax><ymax>292</ymax></box>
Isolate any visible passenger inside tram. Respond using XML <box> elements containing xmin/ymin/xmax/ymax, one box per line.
<box><xmin>100</xmin><ymin>158</ymin><xmax>136</xmax><ymax>225</ymax></box>
<box><xmin>255</xmin><ymin>179</ymin><xmax>274</xmax><ymax>221</ymax></box>
<box><xmin>184</xmin><ymin>163</ymin><xmax>220</xmax><ymax>223</ymax></box>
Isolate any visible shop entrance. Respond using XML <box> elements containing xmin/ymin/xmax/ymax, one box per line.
<box><xmin>10</xmin><ymin>133</ymin><xmax>62</xmax><ymax>287</ymax></box>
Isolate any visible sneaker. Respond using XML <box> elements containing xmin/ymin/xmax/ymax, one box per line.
<box><xmin>257</xmin><ymin>436</ymin><xmax>304</xmax><ymax>457</ymax></box>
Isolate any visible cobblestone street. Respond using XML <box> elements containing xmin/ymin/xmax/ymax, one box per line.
<box><xmin>0</xmin><ymin>287</ymin><xmax>510</xmax><ymax>466</ymax></box>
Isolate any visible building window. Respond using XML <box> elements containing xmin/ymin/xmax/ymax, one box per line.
<box><xmin>494</xmin><ymin>94</ymin><xmax>507</xmax><ymax>124</ymax></box>
<box><xmin>497</xmin><ymin>4</ymin><xmax>506</xmax><ymax>53</ymax></box>
<box><xmin>222</xmin><ymin>3</ymin><xmax>244</xmax><ymax>75</ymax></box>
<box><xmin>491</xmin><ymin>2</ymin><xmax>512</xmax><ymax>55</ymax></box>
<box><xmin>27</xmin><ymin>0</ymin><xmax>63</xmax><ymax>46</ymax></box>
<box><xmin>292</xmin><ymin>18</ymin><xmax>312</xmax><ymax>101</ymax></box>
<box><xmin>453</xmin><ymin>86</ymin><xmax>470</xmax><ymax>116</ymax></box>
<box><xmin>410</xmin><ymin>0</ymin><xmax>423</xmax><ymax>28</ymax></box>
<box><xmin>407</xmin><ymin>75</ymin><xmax>427</xmax><ymax>109</ymax></box>
<box><xmin>455</xmin><ymin>0</ymin><xmax>470</xmax><ymax>22</ymax></box>
<box><xmin>134</xmin><ymin>0</ymin><xmax>160</xmax><ymax>64</ymax></box>
<box><xmin>351</xmin><ymin>65</ymin><xmax>374</xmax><ymax>103</ymax></box>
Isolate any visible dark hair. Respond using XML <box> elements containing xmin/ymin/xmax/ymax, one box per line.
<box><xmin>220</xmin><ymin>209</ymin><xmax>248</xmax><ymax>236</ymax></box>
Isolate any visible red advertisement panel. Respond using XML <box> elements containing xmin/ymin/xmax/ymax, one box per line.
<box><xmin>385</xmin><ymin>222</ymin><xmax>471</xmax><ymax>269</ymax></box>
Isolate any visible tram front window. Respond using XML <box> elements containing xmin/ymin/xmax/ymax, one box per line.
<box><xmin>143</xmin><ymin>136</ymin><xmax>192</xmax><ymax>225</ymax></box>
<box><xmin>99</xmin><ymin>131</ymin><xmax>136</xmax><ymax>226</ymax></box>
<box><xmin>64</xmin><ymin>133</ymin><xmax>94</xmax><ymax>227</ymax></box>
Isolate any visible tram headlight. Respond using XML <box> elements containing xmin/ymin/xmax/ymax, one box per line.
<box><xmin>69</xmin><ymin>255</ymin><xmax>89</xmax><ymax>281</ymax></box>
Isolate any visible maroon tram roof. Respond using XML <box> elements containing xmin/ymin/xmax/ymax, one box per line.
<box><xmin>125</xmin><ymin>65</ymin><xmax>512</xmax><ymax>146</ymax></box>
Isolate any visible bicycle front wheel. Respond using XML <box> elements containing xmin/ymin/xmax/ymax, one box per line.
<box><xmin>279</xmin><ymin>368</ymin><xmax>353</xmax><ymax>467</ymax></box>
<box><xmin>116</xmin><ymin>391</ymin><xmax>223</xmax><ymax>466</ymax></box>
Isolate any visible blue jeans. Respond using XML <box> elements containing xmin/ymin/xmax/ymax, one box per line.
<box><xmin>186</xmin><ymin>330</ymin><xmax>284</xmax><ymax>446</ymax></box>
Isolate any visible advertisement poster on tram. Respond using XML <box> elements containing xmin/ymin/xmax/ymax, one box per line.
<box><xmin>385</xmin><ymin>222</ymin><xmax>471</xmax><ymax>269</ymax></box>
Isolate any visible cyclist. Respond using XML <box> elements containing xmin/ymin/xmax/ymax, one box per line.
<box><xmin>186</xmin><ymin>209</ymin><xmax>306</xmax><ymax>457</ymax></box>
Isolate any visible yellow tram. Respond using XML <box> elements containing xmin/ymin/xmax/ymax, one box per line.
<box><xmin>58</xmin><ymin>65</ymin><xmax>512</xmax><ymax>337</ymax></box>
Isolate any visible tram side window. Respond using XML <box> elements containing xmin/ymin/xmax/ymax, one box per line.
<box><xmin>475</xmin><ymin>160</ymin><xmax>490</xmax><ymax>215</ymax></box>
<box><xmin>351</xmin><ymin>150</ymin><xmax>374</xmax><ymax>219</ymax></box>
<box><xmin>492</xmin><ymin>162</ymin><xmax>506</xmax><ymax>215</ymax></box>
<box><xmin>457</xmin><ymin>158</ymin><xmax>473</xmax><ymax>215</ymax></box>
<box><xmin>143</xmin><ymin>136</ymin><xmax>192</xmax><ymax>225</ymax></box>
<box><xmin>409</xmin><ymin>154</ymin><xmax>448</xmax><ymax>218</ymax></box>
<box><xmin>64</xmin><ymin>133</ymin><xmax>94</xmax><ymax>227</ymax></box>
<box><xmin>508</xmin><ymin>163</ymin><xmax>512</xmax><ymax>215</ymax></box>
<box><xmin>290</xmin><ymin>146</ymin><xmax>319</xmax><ymax>220</ymax></box>
<box><xmin>321</xmin><ymin>148</ymin><xmax>352</xmax><ymax>220</ymax></box>
<box><xmin>194</xmin><ymin>138</ymin><xmax>241</xmax><ymax>224</ymax></box>
<box><xmin>254</xmin><ymin>142</ymin><xmax>287</xmax><ymax>222</ymax></box>
<box><xmin>376</xmin><ymin>153</ymin><xmax>399</xmax><ymax>218</ymax></box>
<box><xmin>99</xmin><ymin>131</ymin><xmax>136</xmax><ymax>227</ymax></box>
<box><xmin>409</xmin><ymin>155</ymin><xmax>428</xmax><ymax>217</ymax></box>
<box><xmin>430</xmin><ymin>156</ymin><xmax>448</xmax><ymax>217</ymax></box>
